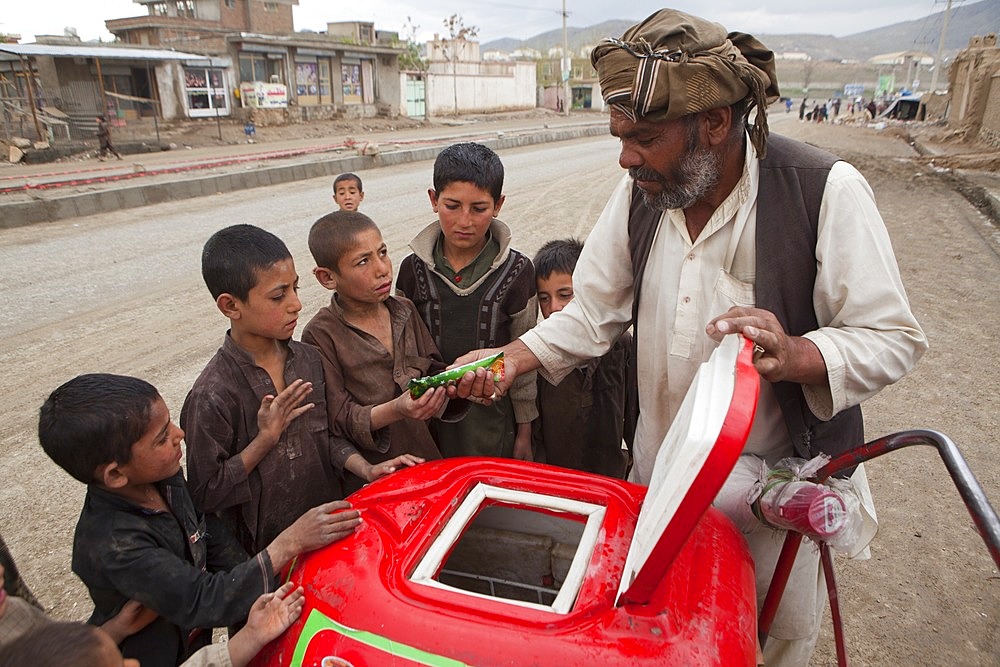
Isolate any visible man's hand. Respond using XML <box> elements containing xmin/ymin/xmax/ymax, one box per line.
<box><xmin>257</xmin><ymin>379</ymin><xmax>315</xmax><ymax>447</ymax></box>
<box><xmin>447</xmin><ymin>340</ymin><xmax>541</xmax><ymax>403</ymax></box>
<box><xmin>705</xmin><ymin>307</ymin><xmax>826</xmax><ymax>385</ymax></box>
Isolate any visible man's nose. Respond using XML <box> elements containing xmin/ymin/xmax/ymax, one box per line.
<box><xmin>618</xmin><ymin>143</ymin><xmax>641</xmax><ymax>170</ymax></box>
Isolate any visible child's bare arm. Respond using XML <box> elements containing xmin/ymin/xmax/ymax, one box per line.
<box><xmin>369</xmin><ymin>386</ymin><xmax>448</xmax><ymax>431</ymax></box>
<box><xmin>226</xmin><ymin>582</ymin><xmax>305</xmax><ymax>667</ymax></box>
<box><xmin>241</xmin><ymin>379</ymin><xmax>314</xmax><ymax>473</ymax></box>
<box><xmin>266</xmin><ymin>501</ymin><xmax>361</xmax><ymax>571</ymax></box>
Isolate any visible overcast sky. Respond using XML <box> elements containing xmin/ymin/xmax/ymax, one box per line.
<box><xmin>4</xmin><ymin>0</ymin><xmax>949</xmax><ymax>45</ymax></box>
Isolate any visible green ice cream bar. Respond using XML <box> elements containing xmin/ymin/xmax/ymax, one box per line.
<box><xmin>408</xmin><ymin>352</ymin><xmax>505</xmax><ymax>398</ymax></box>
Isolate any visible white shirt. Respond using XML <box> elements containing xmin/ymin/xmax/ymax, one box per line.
<box><xmin>522</xmin><ymin>139</ymin><xmax>927</xmax><ymax>484</ymax></box>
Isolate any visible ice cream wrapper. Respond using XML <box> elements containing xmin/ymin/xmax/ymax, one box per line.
<box><xmin>408</xmin><ymin>352</ymin><xmax>505</xmax><ymax>398</ymax></box>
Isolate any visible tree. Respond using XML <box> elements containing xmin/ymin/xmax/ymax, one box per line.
<box><xmin>441</xmin><ymin>14</ymin><xmax>478</xmax><ymax>115</ymax></box>
<box><xmin>397</xmin><ymin>16</ymin><xmax>427</xmax><ymax>73</ymax></box>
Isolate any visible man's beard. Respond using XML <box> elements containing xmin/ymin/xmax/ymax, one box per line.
<box><xmin>630</xmin><ymin>127</ymin><xmax>721</xmax><ymax>211</ymax></box>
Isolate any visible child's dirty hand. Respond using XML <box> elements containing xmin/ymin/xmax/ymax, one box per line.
<box><xmin>365</xmin><ymin>454</ymin><xmax>425</xmax><ymax>482</ymax></box>
<box><xmin>245</xmin><ymin>582</ymin><xmax>305</xmax><ymax>645</ymax></box>
<box><xmin>257</xmin><ymin>379</ymin><xmax>314</xmax><ymax>445</ymax></box>
<box><xmin>287</xmin><ymin>500</ymin><xmax>361</xmax><ymax>553</ymax></box>
<box><xmin>395</xmin><ymin>386</ymin><xmax>448</xmax><ymax>421</ymax></box>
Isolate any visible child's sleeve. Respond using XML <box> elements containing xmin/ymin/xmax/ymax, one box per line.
<box><xmin>104</xmin><ymin>521</ymin><xmax>274</xmax><ymax>630</ymax></box>
<box><xmin>181</xmin><ymin>386</ymin><xmax>252</xmax><ymax>515</ymax></box>
<box><xmin>301</xmin><ymin>327</ymin><xmax>390</xmax><ymax>455</ymax></box>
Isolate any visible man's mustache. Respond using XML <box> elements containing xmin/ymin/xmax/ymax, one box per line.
<box><xmin>629</xmin><ymin>167</ymin><xmax>663</xmax><ymax>182</ymax></box>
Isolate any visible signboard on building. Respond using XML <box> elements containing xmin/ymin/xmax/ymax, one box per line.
<box><xmin>843</xmin><ymin>83</ymin><xmax>864</xmax><ymax>97</ymax></box>
<box><xmin>239</xmin><ymin>82</ymin><xmax>288</xmax><ymax>108</ymax></box>
<box><xmin>876</xmin><ymin>75</ymin><xmax>895</xmax><ymax>97</ymax></box>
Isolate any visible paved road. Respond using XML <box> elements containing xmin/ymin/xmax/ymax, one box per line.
<box><xmin>0</xmin><ymin>115</ymin><xmax>996</xmax><ymax>665</ymax></box>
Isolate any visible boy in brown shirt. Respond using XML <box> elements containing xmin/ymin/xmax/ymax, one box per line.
<box><xmin>182</xmin><ymin>224</ymin><xmax>419</xmax><ymax>555</ymax></box>
<box><xmin>302</xmin><ymin>212</ymin><xmax>461</xmax><ymax>493</ymax></box>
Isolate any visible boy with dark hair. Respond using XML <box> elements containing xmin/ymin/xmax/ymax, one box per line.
<box><xmin>396</xmin><ymin>142</ymin><xmax>537</xmax><ymax>459</ymax></box>
<box><xmin>302</xmin><ymin>211</ymin><xmax>464</xmax><ymax>492</ymax></box>
<box><xmin>182</xmin><ymin>224</ymin><xmax>416</xmax><ymax>556</ymax></box>
<box><xmin>38</xmin><ymin>373</ymin><xmax>359</xmax><ymax>667</ymax></box>
<box><xmin>332</xmin><ymin>173</ymin><xmax>364</xmax><ymax>211</ymax></box>
<box><xmin>532</xmin><ymin>239</ymin><xmax>630</xmax><ymax>478</ymax></box>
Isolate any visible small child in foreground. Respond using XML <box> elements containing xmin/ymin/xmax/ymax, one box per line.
<box><xmin>0</xmin><ymin>582</ymin><xmax>304</xmax><ymax>667</ymax></box>
<box><xmin>332</xmin><ymin>172</ymin><xmax>364</xmax><ymax>211</ymax></box>
<box><xmin>38</xmin><ymin>373</ymin><xmax>360</xmax><ymax>667</ymax></box>
<box><xmin>532</xmin><ymin>238</ymin><xmax>629</xmax><ymax>478</ymax></box>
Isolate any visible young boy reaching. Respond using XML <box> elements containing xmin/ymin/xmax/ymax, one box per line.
<box><xmin>38</xmin><ymin>373</ymin><xmax>360</xmax><ymax>667</ymax></box>
<box><xmin>332</xmin><ymin>173</ymin><xmax>364</xmax><ymax>212</ymax></box>
<box><xmin>396</xmin><ymin>142</ymin><xmax>538</xmax><ymax>460</ymax></box>
<box><xmin>302</xmin><ymin>211</ymin><xmax>468</xmax><ymax>493</ymax></box>
<box><xmin>182</xmin><ymin>224</ymin><xmax>418</xmax><ymax>556</ymax></box>
<box><xmin>531</xmin><ymin>239</ymin><xmax>630</xmax><ymax>478</ymax></box>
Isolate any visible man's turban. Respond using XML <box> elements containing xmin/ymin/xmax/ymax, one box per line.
<box><xmin>591</xmin><ymin>9</ymin><xmax>780</xmax><ymax>156</ymax></box>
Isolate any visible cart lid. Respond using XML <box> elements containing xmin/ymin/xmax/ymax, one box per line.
<box><xmin>617</xmin><ymin>334</ymin><xmax>760</xmax><ymax>606</ymax></box>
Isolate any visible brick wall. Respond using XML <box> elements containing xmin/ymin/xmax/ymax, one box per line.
<box><xmin>247</xmin><ymin>0</ymin><xmax>294</xmax><ymax>34</ymax></box>
<box><xmin>947</xmin><ymin>35</ymin><xmax>1000</xmax><ymax>146</ymax></box>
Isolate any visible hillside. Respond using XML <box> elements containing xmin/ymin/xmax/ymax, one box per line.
<box><xmin>482</xmin><ymin>0</ymin><xmax>1000</xmax><ymax>61</ymax></box>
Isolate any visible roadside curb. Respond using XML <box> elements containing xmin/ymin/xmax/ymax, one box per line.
<box><xmin>0</xmin><ymin>124</ymin><xmax>608</xmax><ymax>229</ymax></box>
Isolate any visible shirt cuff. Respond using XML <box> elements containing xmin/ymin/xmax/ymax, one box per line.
<box><xmin>801</xmin><ymin>330</ymin><xmax>847</xmax><ymax>420</ymax></box>
<box><xmin>521</xmin><ymin>330</ymin><xmax>574</xmax><ymax>386</ymax></box>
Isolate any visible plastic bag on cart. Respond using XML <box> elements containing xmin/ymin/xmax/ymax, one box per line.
<box><xmin>715</xmin><ymin>455</ymin><xmax>878</xmax><ymax>557</ymax></box>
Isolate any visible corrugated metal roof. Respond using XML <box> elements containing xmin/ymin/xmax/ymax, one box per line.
<box><xmin>0</xmin><ymin>43</ymin><xmax>207</xmax><ymax>61</ymax></box>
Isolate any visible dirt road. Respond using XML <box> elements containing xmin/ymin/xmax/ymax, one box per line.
<box><xmin>0</xmin><ymin>115</ymin><xmax>997</xmax><ymax>665</ymax></box>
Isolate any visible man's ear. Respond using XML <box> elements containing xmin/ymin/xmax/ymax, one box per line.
<box><xmin>493</xmin><ymin>194</ymin><xmax>506</xmax><ymax>217</ymax></box>
<box><xmin>313</xmin><ymin>266</ymin><xmax>338</xmax><ymax>290</ymax></box>
<box><xmin>98</xmin><ymin>461</ymin><xmax>129</xmax><ymax>490</ymax></box>
<box><xmin>427</xmin><ymin>188</ymin><xmax>439</xmax><ymax>212</ymax></box>
<box><xmin>216</xmin><ymin>292</ymin><xmax>241</xmax><ymax>320</ymax></box>
<box><xmin>701</xmin><ymin>106</ymin><xmax>733</xmax><ymax>147</ymax></box>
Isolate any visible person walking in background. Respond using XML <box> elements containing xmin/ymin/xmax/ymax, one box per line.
<box><xmin>96</xmin><ymin>116</ymin><xmax>122</xmax><ymax>161</ymax></box>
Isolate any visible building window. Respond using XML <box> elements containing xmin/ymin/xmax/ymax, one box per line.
<box><xmin>263</xmin><ymin>2</ymin><xmax>277</xmax><ymax>10</ymax></box>
<box><xmin>342</xmin><ymin>63</ymin><xmax>362</xmax><ymax>104</ymax></box>
<box><xmin>295</xmin><ymin>61</ymin><xmax>318</xmax><ymax>99</ymax></box>
<box><xmin>150</xmin><ymin>2</ymin><xmax>168</xmax><ymax>16</ymax></box>
<box><xmin>175</xmin><ymin>0</ymin><xmax>195</xmax><ymax>18</ymax></box>
<box><xmin>239</xmin><ymin>53</ymin><xmax>282</xmax><ymax>83</ymax></box>
<box><xmin>224</xmin><ymin>0</ymin><xmax>236</xmax><ymax>7</ymax></box>
<box><xmin>184</xmin><ymin>66</ymin><xmax>229</xmax><ymax>117</ymax></box>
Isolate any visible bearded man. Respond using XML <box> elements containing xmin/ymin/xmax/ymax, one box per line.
<box><xmin>455</xmin><ymin>8</ymin><xmax>927</xmax><ymax>664</ymax></box>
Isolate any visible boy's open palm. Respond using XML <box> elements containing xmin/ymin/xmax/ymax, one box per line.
<box><xmin>395</xmin><ymin>386</ymin><xmax>448</xmax><ymax>421</ymax></box>
<box><xmin>247</xmin><ymin>582</ymin><xmax>305</xmax><ymax>643</ymax></box>
<box><xmin>257</xmin><ymin>379</ymin><xmax>315</xmax><ymax>444</ymax></box>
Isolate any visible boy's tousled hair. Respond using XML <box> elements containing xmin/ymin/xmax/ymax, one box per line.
<box><xmin>432</xmin><ymin>142</ymin><xmax>504</xmax><ymax>202</ymax></box>
<box><xmin>38</xmin><ymin>374</ymin><xmax>160</xmax><ymax>484</ymax></box>
<box><xmin>533</xmin><ymin>238</ymin><xmax>584</xmax><ymax>280</ymax></box>
<box><xmin>333</xmin><ymin>172</ymin><xmax>363</xmax><ymax>192</ymax></box>
<box><xmin>202</xmin><ymin>224</ymin><xmax>292</xmax><ymax>300</ymax></box>
<box><xmin>0</xmin><ymin>622</ymin><xmax>109</xmax><ymax>667</ymax></box>
<box><xmin>309</xmin><ymin>211</ymin><xmax>380</xmax><ymax>272</ymax></box>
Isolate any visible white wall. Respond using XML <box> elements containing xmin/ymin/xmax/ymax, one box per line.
<box><xmin>424</xmin><ymin>61</ymin><xmax>535</xmax><ymax>115</ymax></box>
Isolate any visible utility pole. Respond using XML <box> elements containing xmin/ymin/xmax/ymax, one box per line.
<box><xmin>561</xmin><ymin>0</ymin><xmax>570</xmax><ymax>116</ymax></box>
<box><xmin>929</xmin><ymin>0</ymin><xmax>953</xmax><ymax>92</ymax></box>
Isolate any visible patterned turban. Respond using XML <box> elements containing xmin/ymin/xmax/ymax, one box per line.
<box><xmin>591</xmin><ymin>9</ymin><xmax>780</xmax><ymax>157</ymax></box>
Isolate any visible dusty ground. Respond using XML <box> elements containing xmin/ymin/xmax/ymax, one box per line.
<box><xmin>0</xmin><ymin>110</ymin><xmax>997</xmax><ymax>665</ymax></box>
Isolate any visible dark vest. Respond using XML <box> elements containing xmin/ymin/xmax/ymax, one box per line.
<box><xmin>626</xmin><ymin>134</ymin><xmax>863</xmax><ymax>467</ymax></box>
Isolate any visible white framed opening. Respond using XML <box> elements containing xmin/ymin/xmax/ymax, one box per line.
<box><xmin>410</xmin><ymin>483</ymin><xmax>606</xmax><ymax>614</ymax></box>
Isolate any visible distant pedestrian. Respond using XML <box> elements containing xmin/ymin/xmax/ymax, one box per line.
<box><xmin>799</xmin><ymin>98</ymin><xmax>807</xmax><ymax>120</ymax></box>
<box><xmin>785</xmin><ymin>98</ymin><xmax>793</xmax><ymax>113</ymax></box>
<box><xmin>95</xmin><ymin>117</ymin><xmax>122</xmax><ymax>161</ymax></box>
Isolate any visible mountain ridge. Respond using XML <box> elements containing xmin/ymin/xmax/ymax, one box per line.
<box><xmin>481</xmin><ymin>0</ymin><xmax>1000</xmax><ymax>62</ymax></box>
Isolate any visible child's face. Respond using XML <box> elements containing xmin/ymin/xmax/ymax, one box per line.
<box><xmin>333</xmin><ymin>181</ymin><xmax>364</xmax><ymax>211</ymax></box>
<box><xmin>428</xmin><ymin>182</ymin><xmax>504</xmax><ymax>257</ymax></box>
<box><xmin>332</xmin><ymin>228</ymin><xmax>393</xmax><ymax>308</ymax></box>
<box><xmin>116</xmin><ymin>396</ymin><xmax>184</xmax><ymax>486</ymax></box>
<box><xmin>232</xmin><ymin>259</ymin><xmax>302</xmax><ymax>341</ymax></box>
<box><xmin>537</xmin><ymin>270</ymin><xmax>575</xmax><ymax>319</ymax></box>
